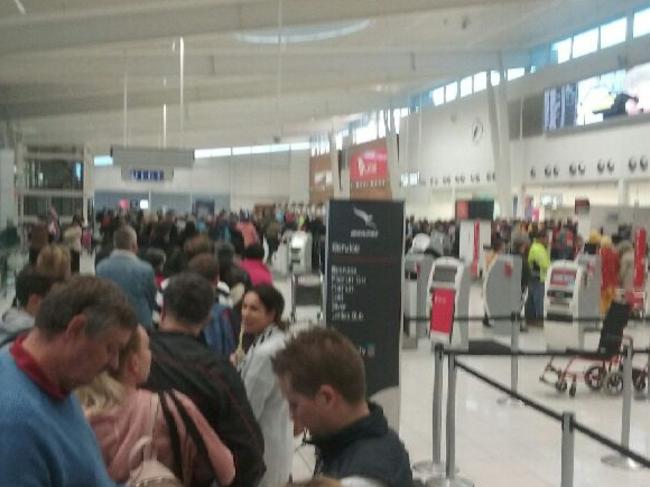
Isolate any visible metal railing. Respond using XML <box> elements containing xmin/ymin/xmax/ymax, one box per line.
<box><xmin>414</xmin><ymin>338</ymin><xmax>650</xmax><ymax>487</ymax></box>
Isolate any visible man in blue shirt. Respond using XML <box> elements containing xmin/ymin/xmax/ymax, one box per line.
<box><xmin>0</xmin><ymin>275</ymin><xmax>138</xmax><ymax>486</ymax></box>
<box><xmin>97</xmin><ymin>225</ymin><xmax>157</xmax><ymax>328</ymax></box>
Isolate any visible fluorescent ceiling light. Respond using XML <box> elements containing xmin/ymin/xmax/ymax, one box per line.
<box><xmin>235</xmin><ymin>20</ymin><xmax>371</xmax><ymax>44</ymax></box>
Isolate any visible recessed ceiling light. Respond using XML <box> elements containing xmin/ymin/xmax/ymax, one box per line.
<box><xmin>235</xmin><ymin>20</ymin><xmax>371</xmax><ymax>45</ymax></box>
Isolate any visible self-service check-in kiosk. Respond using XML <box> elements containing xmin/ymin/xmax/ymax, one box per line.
<box><xmin>403</xmin><ymin>234</ymin><xmax>436</xmax><ymax>347</ymax></box>
<box><xmin>290</xmin><ymin>230</ymin><xmax>312</xmax><ymax>274</ymax></box>
<box><xmin>544</xmin><ymin>255</ymin><xmax>601</xmax><ymax>350</ymax></box>
<box><xmin>271</xmin><ymin>230</ymin><xmax>293</xmax><ymax>276</ymax></box>
<box><xmin>427</xmin><ymin>257</ymin><xmax>471</xmax><ymax>349</ymax></box>
<box><xmin>483</xmin><ymin>254</ymin><xmax>523</xmax><ymax>335</ymax></box>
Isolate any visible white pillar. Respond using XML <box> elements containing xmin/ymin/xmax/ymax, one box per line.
<box><xmin>386</xmin><ymin>132</ymin><xmax>401</xmax><ymax>200</ymax></box>
<box><xmin>487</xmin><ymin>62</ymin><xmax>513</xmax><ymax>218</ymax></box>
<box><xmin>617</xmin><ymin>179</ymin><xmax>628</xmax><ymax>206</ymax></box>
<box><xmin>329</xmin><ymin>132</ymin><xmax>343</xmax><ymax>199</ymax></box>
<box><xmin>0</xmin><ymin>149</ymin><xmax>16</xmax><ymax>227</ymax></box>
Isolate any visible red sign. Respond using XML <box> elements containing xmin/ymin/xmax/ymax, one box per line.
<box><xmin>471</xmin><ymin>220</ymin><xmax>480</xmax><ymax>278</ymax></box>
<box><xmin>430</xmin><ymin>288</ymin><xmax>456</xmax><ymax>338</ymax></box>
<box><xmin>349</xmin><ymin>147</ymin><xmax>388</xmax><ymax>182</ymax></box>
<box><xmin>455</xmin><ymin>201</ymin><xmax>469</xmax><ymax>220</ymax></box>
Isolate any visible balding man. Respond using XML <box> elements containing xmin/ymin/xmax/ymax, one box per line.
<box><xmin>96</xmin><ymin>225</ymin><xmax>156</xmax><ymax>328</ymax></box>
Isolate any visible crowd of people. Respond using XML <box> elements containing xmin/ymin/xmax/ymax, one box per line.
<box><xmin>0</xmin><ymin>202</ymin><xmax>412</xmax><ymax>487</ymax></box>
<box><xmin>408</xmin><ymin>216</ymin><xmax>644</xmax><ymax>326</ymax></box>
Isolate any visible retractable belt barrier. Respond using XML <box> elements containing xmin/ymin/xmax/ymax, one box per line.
<box><xmin>414</xmin><ymin>340</ymin><xmax>649</xmax><ymax>487</ymax></box>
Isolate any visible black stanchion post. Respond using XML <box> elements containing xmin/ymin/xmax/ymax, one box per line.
<box><xmin>602</xmin><ymin>344</ymin><xmax>643</xmax><ymax>470</ymax></box>
<box><xmin>561</xmin><ymin>412</ymin><xmax>575</xmax><ymax>487</ymax></box>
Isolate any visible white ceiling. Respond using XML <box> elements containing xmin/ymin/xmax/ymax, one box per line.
<box><xmin>1</xmin><ymin>0</ymin><xmax>648</xmax><ymax>153</ymax></box>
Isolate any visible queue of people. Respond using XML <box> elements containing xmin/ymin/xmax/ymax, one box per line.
<box><xmin>3</xmin><ymin>204</ymin><xmax>412</xmax><ymax>487</ymax></box>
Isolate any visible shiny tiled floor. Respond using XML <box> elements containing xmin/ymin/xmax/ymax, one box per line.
<box><xmin>10</xmin><ymin>255</ymin><xmax>647</xmax><ymax>485</ymax></box>
<box><xmin>280</xmin><ymin>277</ymin><xmax>650</xmax><ymax>486</ymax></box>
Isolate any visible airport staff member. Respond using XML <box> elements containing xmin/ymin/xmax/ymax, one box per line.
<box><xmin>526</xmin><ymin>230</ymin><xmax>551</xmax><ymax>326</ymax></box>
<box><xmin>0</xmin><ymin>276</ymin><xmax>137</xmax><ymax>486</ymax></box>
<box><xmin>272</xmin><ymin>328</ymin><xmax>412</xmax><ymax>487</ymax></box>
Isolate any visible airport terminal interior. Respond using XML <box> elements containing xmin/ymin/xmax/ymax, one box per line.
<box><xmin>4</xmin><ymin>1</ymin><xmax>650</xmax><ymax>486</ymax></box>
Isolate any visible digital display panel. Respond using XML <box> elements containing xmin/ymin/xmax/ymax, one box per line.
<box><xmin>545</xmin><ymin>62</ymin><xmax>650</xmax><ymax>131</ymax></box>
<box><xmin>431</xmin><ymin>265</ymin><xmax>458</xmax><ymax>283</ymax></box>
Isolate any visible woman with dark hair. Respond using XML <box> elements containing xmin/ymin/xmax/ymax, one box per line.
<box><xmin>238</xmin><ymin>284</ymin><xmax>292</xmax><ymax>487</ymax></box>
<box><xmin>240</xmin><ymin>243</ymin><xmax>273</xmax><ymax>286</ymax></box>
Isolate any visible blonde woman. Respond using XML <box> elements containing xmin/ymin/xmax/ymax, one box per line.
<box><xmin>36</xmin><ymin>244</ymin><xmax>71</xmax><ymax>281</ymax></box>
<box><xmin>77</xmin><ymin>326</ymin><xmax>235</xmax><ymax>487</ymax></box>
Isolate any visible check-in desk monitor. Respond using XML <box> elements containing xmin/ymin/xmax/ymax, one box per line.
<box><xmin>290</xmin><ymin>231</ymin><xmax>313</xmax><ymax>274</ymax></box>
<box><xmin>427</xmin><ymin>258</ymin><xmax>470</xmax><ymax>349</ymax></box>
<box><xmin>544</xmin><ymin>257</ymin><xmax>600</xmax><ymax>350</ymax></box>
<box><xmin>403</xmin><ymin>234</ymin><xmax>435</xmax><ymax>341</ymax></box>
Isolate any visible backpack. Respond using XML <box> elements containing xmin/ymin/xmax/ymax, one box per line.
<box><xmin>128</xmin><ymin>394</ymin><xmax>183</xmax><ymax>487</ymax></box>
<box><xmin>202</xmin><ymin>302</ymin><xmax>236</xmax><ymax>359</ymax></box>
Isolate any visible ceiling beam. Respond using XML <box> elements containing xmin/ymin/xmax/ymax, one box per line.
<box><xmin>0</xmin><ymin>0</ymin><xmax>545</xmax><ymax>56</ymax></box>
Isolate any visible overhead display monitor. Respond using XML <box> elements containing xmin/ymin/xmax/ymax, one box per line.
<box><xmin>455</xmin><ymin>199</ymin><xmax>495</xmax><ymax>221</ymax></box>
<box><xmin>544</xmin><ymin>62</ymin><xmax>650</xmax><ymax>131</ymax></box>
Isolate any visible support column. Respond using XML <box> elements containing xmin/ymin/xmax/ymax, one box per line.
<box><xmin>0</xmin><ymin>149</ymin><xmax>16</xmax><ymax>227</ymax></box>
<box><xmin>329</xmin><ymin>131</ymin><xmax>343</xmax><ymax>199</ymax></box>
<box><xmin>617</xmin><ymin>179</ymin><xmax>628</xmax><ymax>206</ymax></box>
<box><xmin>487</xmin><ymin>61</ymin><xmax>513</xmax><ymax>218</ymax></box>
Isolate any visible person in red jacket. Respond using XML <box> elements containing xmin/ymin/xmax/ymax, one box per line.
<box><xmin>600</xmin><ymin>235</ymin><xmax>620</xmax><ymax>316</ymax></box>
<box><xmin>240</xmin><ymin>244</ymin><xmax>273</xmax><ymax>287</ymax></box>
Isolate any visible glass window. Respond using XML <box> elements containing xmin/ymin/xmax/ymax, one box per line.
<box><xmin>268</xmin><ymin>144</ymin><xmax>290</xmax><ymax>153</ymax></box>
<box><xmin>93</xmin><ymin>155</ymin><xmax>113</xmax><ymax>166</ymax></box>
<box><xmin>290</xmin><ymin>142</ymin><xmax>309</xmax><ymax>151</ymax></box>
<box><xmin>460</xmin><ymin>76</ymin><xmax>473</xmax><ymax>97</ymax></box>
<box><xmin>600</xmin><ymin>18</ymin><xmax>627</xmax><ymax>48</ymax></box>
<box><xmin>473</xmin><ymin>72</ymin><xmax>487</xmax><ymax>92</ymax></box>
<box><xmin>551</xmin><ymin>38</ymin><xmax>572</xmax><ymax>64</ymax></box>
<box><xmin>445</xmin><ymin>82</ymin><xmax>458</xmax><ymax>102</ymax></box>
<box><xmin>431</xmin><ymin>87</ymin><xmax>445</xmax><ymax>106</ymax></box>
<box><xmin>572</xmin><ymin>28</ymin><xmax>599</xmax><ymax>58</ymax></box>
<box><xmin>490</xmin><ymin>70</ymin><xmax>501</xmax><ymax>86</ymax></box>
<box><xmin>634</xmin><ymin>7</ymin><xmax>650</xmax><ymax>37</ymax></box>
<box><xmin>251</xmin><ymin>145</ymin><xmax>270</xmax><ymax>154</ymax></box>
<box><xmin>232</xmin><ymin>146</ymin><xmax>252</xmax><ymax>155</ymax></box>
<box><xmin>195</xmin><ymin>147</ymin><xmax>231</xmax><ymax>159</ymax></box>
<box><xmin>507</xmin><ymin>67</ymin><xmax>525</xmax><ymax>81</ymax></box>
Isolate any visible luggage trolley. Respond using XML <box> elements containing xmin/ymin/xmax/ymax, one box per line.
<box><xmin>290</xmin><ymin>272</ymin><xmax>323</xmax><ymax>324</ymax></box>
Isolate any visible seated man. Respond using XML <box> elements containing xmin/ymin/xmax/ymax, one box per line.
<box><xmin>272</xmin><ymin>328</ymin><xmax>412</xmax><ymax>487</ymax></box>
<box><xmin>144</xmin><ymin>272</ymin><xmax>265</xmax><ymax>487</ymax></box>
<box><xmin>0</xmin><ymin>275</ymin><xmax>137</xmax><ymax>486</ymax></box>
<box><xmin>0</xmin><ymin>266</ymin><xmax>55</xmax><ymax>346</ymax></box>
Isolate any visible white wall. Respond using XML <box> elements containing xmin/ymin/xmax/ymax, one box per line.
<box><xmin>399</xmin><ymin>93</ymin><xmax>497</xmax><ymax>218</ymax></box>
<box><xmin>93</xmin><ymin>149</ymin><xmax>309</xmax><ymax>211</ymax></box>
<box><xmin>398</xmin><ymin>37</ymin><xmax>650</xmax><ymax>219</ymax></box>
